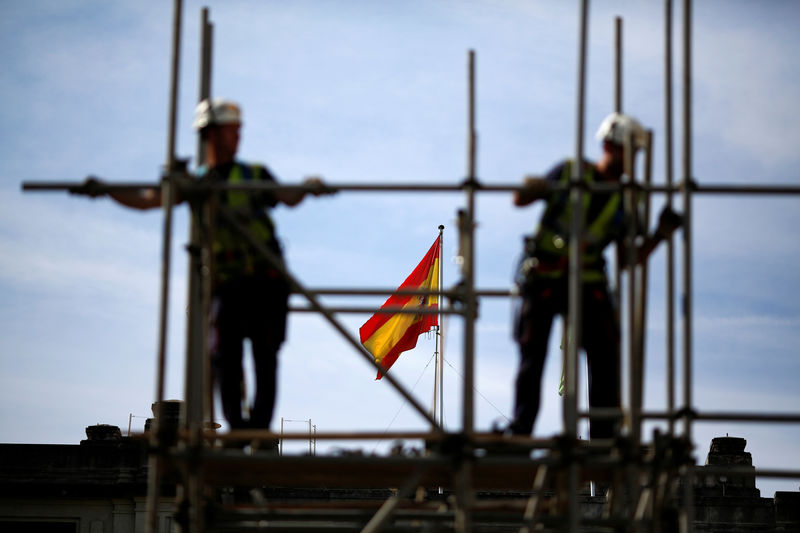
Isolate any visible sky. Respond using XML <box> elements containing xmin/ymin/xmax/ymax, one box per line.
<box><xmin>1</xmin><ymin>0</ymin><xmax>799</xmax><ymax>498</ymax></box>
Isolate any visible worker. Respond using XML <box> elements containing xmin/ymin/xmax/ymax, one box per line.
<box><xmin>508</xmin><ymin>112</ymin><xmax>681</xmax><ymax>439</ymax></box>
<box><xmin>83</xmin><ymin>98</ymin><xmax>332</xmax><ymax>437</ymax></box>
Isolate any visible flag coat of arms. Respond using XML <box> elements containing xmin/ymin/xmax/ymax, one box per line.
<box><xmin>359</xmin><ymin>236</ymin><xmax>441</xmax><ymax>379</ymax></box>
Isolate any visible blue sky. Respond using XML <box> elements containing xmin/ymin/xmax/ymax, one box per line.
<box><xmin>1</xmin><ymin>1</ymin><xmax>798</xmax><ymax>497</ymax></box>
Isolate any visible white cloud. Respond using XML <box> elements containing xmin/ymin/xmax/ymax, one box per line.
<box><xmin>694</xmin><ymin>24</ymin><xmax>800</xmax><ymax>169</ymax></box>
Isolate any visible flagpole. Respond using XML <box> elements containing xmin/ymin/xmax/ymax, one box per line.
<box><xmin>432</xmin><ymin>313</ymin><xmax>439</xmax><ymax>422</ymax></box>
<box><xmin>431</xmin><ymin>226</ymin><xmax>444</xmax><ymax>427</ymax></box>
<box><xmin>437</xmin><ymin>225</ymin><xmax>445</xmax><ymax>426</ymax></box>
<box><xmin>432</xmin><ymin>321</ymin><xmax>439</xmax><ymax>423</ymax></box>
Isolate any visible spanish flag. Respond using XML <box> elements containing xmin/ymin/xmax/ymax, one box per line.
<box><xmin>360</xmin><ymin>236</ymin><xmax>441</xmax><ymax>380</ymax></box>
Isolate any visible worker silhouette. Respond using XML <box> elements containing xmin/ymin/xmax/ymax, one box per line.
<box><xmin>508</xmin><ymin>112</ymin><xmax>681</xmax><ymax>439</ymax></box>
<box><xmin>87</xmin><ymin>98</ymin><xmax>332</xmax><ymax>435</ymax></box>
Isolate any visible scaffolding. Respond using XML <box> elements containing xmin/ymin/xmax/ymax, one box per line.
<box><xmin>21</xmin><ymin>1</ymin><xmax>800</xmax><ymax>532</ymax></box>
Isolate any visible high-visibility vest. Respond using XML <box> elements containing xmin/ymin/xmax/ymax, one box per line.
<box><xmin>205</xmin><ymin>162</ymin><xmax>282</xmax><ymax>282</ymax></box>
<box><xmin>528</xmin><ymin>160</ymin><xmax>622</xmax><ymax>282</ymax></box>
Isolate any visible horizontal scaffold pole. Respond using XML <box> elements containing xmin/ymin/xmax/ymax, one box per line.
<box><xmin>308</xmin><ymin>287</ymin><xmax>513</xmax><ymax>297</ymax></box>
<box><xmin>637</xmin><ymin>410</ymin><xmax>800</xmax><ymax>423</ymax></box>
<box><xmin>291</xmin><ymin>305</ymin><xmax>460</xmax><ymax>315</ymax></box>
<box><xmin>23</xmin><ymin>178</ymin><xmax>800</xmax><ymax>196</ymax></box>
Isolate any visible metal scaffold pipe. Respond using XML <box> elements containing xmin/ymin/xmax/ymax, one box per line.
<box><xmin>199</xmin><ymin>6</ymin><xmax>215</xmax><ymax>447</ymax></box>
<box><xmin>147</xmin><ymin>2</ymin><xmax>182</xmax><ymax>532</ymax></box>
<box><xmin>290</xmin><ymin>305</ymin><xmax>458</xmax><ymax>315</ymax></box>
<box><xmin>681</xmin><ymin>1</ymin><xmax>695</xmax><ymax>532</ymax></box>
<box><xmin>615</xmin><ymin>16</ymin><xmax>622</xmax><ymax>113</ymax></box>
<box><xmin>22</xmin><ymin>179</ymin><xmax>800</xmax><ymax>196</ymax></box>
<box><xmin>155</xmin><ymin>0</ymin><xmax>183</xmax><ymax>430</ymax></box>
<box><xmin>565</xmin><ymin>2</ymin><xmax>589</xmax><ymax>532</ymax></box>
<box><xmin>681</xmin><ymin>0</ymin><xmax>693</xmax><ymax>447</ymax></box>
<box><xmin>454</xmin><ymin>48</ymin><xmax>478</xmax><ymax>533</ymax></box>
<box><xmin>176</xmin><ymin>9</ymin><xmax>214</xmax><ymax>533</ymax></box>
<box><xmin>612</xmin><ymin>16</ymin><xmax>624</xmax><ymax>457</ymax></box>
<box><xmin>196</xmin><ymin>8</ymin><xmax>212</xmax><ymax>163</ymax></box>
<box><xmin>464</xmin><ymin>49</ymin><xmax>477</xmax><ymax>430</ymax></box>
<box><xmin>624</xmin><ymin>131</ymin><xmax>637</xmax><ymax>443</ymax></box>
<box><xmin>665</xmin><ymin>0</ymin><xmax>677</xmax><ymax>437</ymax></box>
<box><xmin>183</xmin><ymin>6</ymin><xmax>213</xmax><ymax>443</ymax></box>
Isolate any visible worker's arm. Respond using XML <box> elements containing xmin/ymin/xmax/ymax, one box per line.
<box><xmin>618</xmin><ymin>206</ymin><xmax>683</xmax><ymax>266</ymax></box>
<box><xmin>276</xmin><ymin>176</ymin><xmax>335</xmax><ymax>207</ymax></box>
<box><xmin>513</xmin><ymin>175</ymin><xmax>549</xmax><ymax>206</ymax></box>
<box><xmin>74</xmin><ymin>177</ymin><xmax>180</xmax><ymax>210</ymax></box>
<box><xmin>109</xmin><ymin>187</ymin><xmax>162</xmax><ymax>210</ymax></box>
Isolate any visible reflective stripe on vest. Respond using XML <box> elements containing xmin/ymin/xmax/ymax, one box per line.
<box><xmin>213</xmin><ymin>163</ymin><xmax>278</xmax><ymax>279</ymax></box>
<box><xmin>532</xmin><ymin>161</ymin><xmax>621</xmax><ymax>281</ymax></box>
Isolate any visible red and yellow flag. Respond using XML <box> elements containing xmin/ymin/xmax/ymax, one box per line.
<box><xmin>360</xmin><ymin>236</ymin><xmax>441</xmax><ymax>380</ymax></box>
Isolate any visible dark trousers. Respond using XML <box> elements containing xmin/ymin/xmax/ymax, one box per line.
<box><xmin>209</xmin><ymin>274</ymin><xmax>289</xmax><ymax>430</ymax></box>
<box><xmin>512</xmin><ymin>277</ymin><xmax>620</xmax><ymax>439</ymax></box>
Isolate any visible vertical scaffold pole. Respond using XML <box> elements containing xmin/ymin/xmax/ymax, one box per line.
<box><xmin>636</xmin><ymin>129</ymin><xmax>654</xmax><ymax>425</ymax></box>
<box><xmin>184</xmin><ymin>6</ymin><xmax>212</xmax><ymax>441</ymax></box>
<box><xmin>627</xmin><ymin>124</ymin><xmax>649</xmax><ymax>450</ymax></box>
<box><xmin>664</xmin><ymin>0</ymin><xmax>676</xmax><ymax>437</ymax></box>
<box><xmin>181</xmin><ymin>8</ymin><xmax>213</xmax><ymax>533</ymax></box>
<box><xmin>631</xmin><ymin>133</ymin><xmax>654</xmax><ymax>520</ymax></box>
<box><xmin>146</xmin><ymin>1</ymin><xmax>182</xmax><ymax>532</ymax></box>
<box><xmin>622</xmin><ymin>94</ymin><xmax>641</xmax><ymax>522</ymax></box>
<box><xmin>614</xmin><ymin>16</ymin><xmax>622</xmax><ymax>113</ymax></box>
<box><xmin>680</xmin><ymin>0</ymin><xmax>695</xmax><ymax>532</ymax></box>
<box><xmin>566</xmin><ymin>2</ymin><xmax>589</xmax><ymax>531</ymax></box>
<box><xmin>464</xmin><ymin>50</ymin><xmax>476</xmax><ymax>439</ymax></box>
<box><xmin>455</xmin><ymin>49</ymin><xmax>478</xmax><ymax>533</ymax></box>
<box><xmin>567</xmin><ymin>0</ymin><xmax>587</xmax><ymax>444</ymax></box>
<box><xmin>612</xmin><ymin>14</ymin><xmax>624</xmax><ymax>444</ymax></box>
<box><xmin>196</xmin><ymin>8</ymin><xmax>212</xmax><ymax>164</ymax></box>
<box><xmin>199</xmin><ymin>7</ymin><xmax>214</xmax><ymax>432</ymax></box>
<box><xmin>184</xmin><ymin>6</ymin><xmax>211</xmax><ymax>451</ymax></box>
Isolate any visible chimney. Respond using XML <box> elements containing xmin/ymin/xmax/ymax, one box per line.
<box><xmin>144</xmin><ymin>400</ymin><xmax>183</xmax><ymax>446</ymax></box>
<box><xmin>82</xmin><ymin>424</ymin><xmax>122</xmax><ymax>445</ymax></box>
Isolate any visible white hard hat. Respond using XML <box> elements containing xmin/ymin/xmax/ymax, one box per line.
<box><xmin>193</xmin><ymin>98</ymin><xmax>242</xmax><ymax>130</ymax></box>
<box><xmin>595</xmin><ymin>112</ymin><xmax>646</xmax><ymax>150</ymax></box>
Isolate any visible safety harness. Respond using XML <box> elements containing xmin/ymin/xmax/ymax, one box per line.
<box><xmin>521</xmin><ymin>160</ymin><xmax>623</xmax><ymax>283</ymax></box>
<box><xmin>206</xmin><ymin>162</ymin><xmax>282</xmax><ymax>283</ymax></box>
